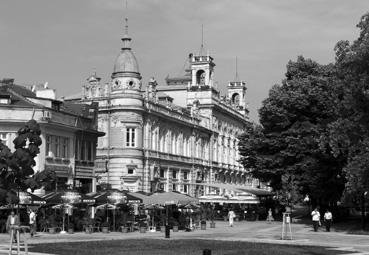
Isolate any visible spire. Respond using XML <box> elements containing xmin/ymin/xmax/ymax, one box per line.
<box><xmin>234</xmin><ymin>57</ymin><xmax>240</xmax><ymax>82</ymax></box>
<box><xmin>121</xmin><ymin>0</ymin><xmax>131</xmax><ymax>49</ymax></box>
<box><xmin>198</xmin><ymin>24</ymin><xmax>206</xmax><ymax>56</ymax></box>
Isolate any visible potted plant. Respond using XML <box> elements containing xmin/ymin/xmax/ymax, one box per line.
<box><xmin>101</xmin><ymin>222</ymin><xmax>109</xmax><ymax>233</ymax></box>
<box><xmin>121</xmin><ymin>225</ymin><xmax>128</xmax><ymax>233</ymax></box>
<box><xmin>172</xmin><ymin>221</ymin><xmax>179</xmax><ymax>232</ymax></box>
<box><xmin>210</xmin><ymin>210</ymin><xmax>216</xmax><ymax>228</ymax></box>
<box><xmin>48</xmin><ymin>217</ymin><xmax>57</xmax><ymax>234</ymax></box>
<box><xmin>160</xmin><ymin>217</ymin><xmax>166</xmax><ymax>232</ymax></box>
<box><xmin>67</xmin><ymin>223</ymin><xmax>74</xmax><ymax>234</ymax></box>
<box><xmin>139</xmin><ymin>221</ymin><xmax>147</xmax><ymax>233</ymax></box>
<box><xmin>200</xmin><ymin>220</ymin><xmax>206</xmax><ymax>230</ymax></box>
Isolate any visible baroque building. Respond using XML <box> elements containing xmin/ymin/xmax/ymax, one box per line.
<box><xmin>0</xmin><ymin>78</ymin><xmax>103</xmax><ymax>194</ymax></box>
<box><xmin>75</xmin><ymin>21</ymin><xmax>267</xmax><ymax>198</ymax></box>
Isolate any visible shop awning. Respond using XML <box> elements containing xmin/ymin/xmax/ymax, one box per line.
<box><xmin>199</xmin><ymin>194</ymin><xmax>259</xmax><ymax>204</ymax></box>
<box><xmin>43</xmin><ymin>190</ymin><xmax>95</xmax><ymax>205</ymax></box>
<box><xmin>146</xmin><ymin>191</ymin><xmax>199</xmax><ymax>206</ymax></box>
<box><xmin>193</xmin><ymin>182</ymin><xmax>273</xmax><ymax>197</ymax></box>
<box><xmin>86</xmin><ymin>189</ymin><xmax>143</xmax><ymax>205</ymax></box>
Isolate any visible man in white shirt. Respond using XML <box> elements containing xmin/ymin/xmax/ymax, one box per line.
<box><xmin>29</xmin><ymin>209</ymin><xmax>36</xmax><ymax>237</ymax></box>
<box><xmin>311</xmin><ymin>208</ymin><xmax>320</xmax><ymax>232</ymax></box>
<box><xmin>228</xmin><ymin>210</ymin><xmax>236</xmax><ymax>227</ymax></box>
<box><xmin>324</xmin><ymin>209</ymin><xmax>333</xmax><ymax>232</ymax></box>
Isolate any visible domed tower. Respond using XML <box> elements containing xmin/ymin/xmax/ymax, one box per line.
<box><xmin>111</xmin><ymin>18</ymin><xmax>142</xmax><ymax>93</ymax></box>
<box><xmin>100</xmin><ymin>18</ymin><xmax>144</xmax><ymax>192</ymax></box>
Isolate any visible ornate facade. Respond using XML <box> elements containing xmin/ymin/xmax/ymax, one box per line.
<box><xmin>78</xmin><ymin>21</ymin><xmax>265</xmax><ymax>197</ymax></box>
<box><xmin>0</xmin><ymin>79</ymin><xmax>103</xmax><ymax>194</ymax></box>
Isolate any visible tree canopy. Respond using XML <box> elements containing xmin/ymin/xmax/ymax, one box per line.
<box><xmin>239</xmin><ymin>56</ymin><xmax>345</xmax><ymax>206</ymax></box>
<box><xmin>239</xmin><ymin>12</ymin><xmax>369</xmax><ymax>207</ymax></box>
<box><xmin>0</xmin><ymin>119</ymin><xmax>55</xmax><ymax>204</ymax></box>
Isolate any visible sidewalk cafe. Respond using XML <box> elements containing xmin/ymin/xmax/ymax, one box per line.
<box><xmin>0</xmin><ymin>185</ymin><xmax>273</xmax><ymax>235</ymax></box>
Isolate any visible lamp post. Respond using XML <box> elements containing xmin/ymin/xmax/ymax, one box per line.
<box><xmin>362</xmin><ymin>191</ymin><xmax>368</xmax><ymax>231</ymax></box>
<box><xmin>304</xmin><ymin>195</ymin><xmax>311</xmax><ymax>214</ymax></box>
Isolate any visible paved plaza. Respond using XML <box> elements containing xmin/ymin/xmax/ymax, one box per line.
<box><xmin>0</xmin><ymin>220</ymin><xmax>369</xmax><ymax>255</ymax></box>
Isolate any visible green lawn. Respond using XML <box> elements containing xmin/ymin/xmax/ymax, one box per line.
<box><xmin>29</xmin><ymin>239</ymin><xmax>350</xmax><ymax>255</ymax></box>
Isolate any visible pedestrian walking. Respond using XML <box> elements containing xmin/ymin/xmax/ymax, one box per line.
<box><xmin>6</xmin><ymin>211</ymin><xmax>20</xmax><ymax>242</ymax></box>
<box><xmin>228</xmin><ymin>209</ymin><xmax>236</xmax><ymax>227</ymax></box>
<box><xmin>324</xmin><ymin>209</ymin><xmax>333</xmax><ymax>232</ymax></box>
<box><xmin>266</xmin><ymin>208</ymin><xmax>274</xmax><ymax>223</ymax></box>
<box><xmin>29</xmin><ymin>209</ymin><xmax>36</xmax><ymax>237</ymax></box>
<box><xmin>311</xmin><ymin>208</ymin><xmax>320</xmax><ymax>232</ymax></box>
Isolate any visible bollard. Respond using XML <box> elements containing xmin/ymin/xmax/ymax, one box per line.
<box><xmin>203</xmin><ymin>249</ymin><xmax>212</xmax><ymax>255</ymax></box>
<box><xmin>165</xmin><ymin>224</ymin><xmax>170</xmax><ymax>238</ymax></box>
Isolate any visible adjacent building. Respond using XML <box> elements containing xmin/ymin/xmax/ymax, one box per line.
<box><xmin>70</xmin><ymin>20</ymin><xmax>269</xmax><ymax>199</ymax></box>
<box><xmin>0</xmin><ymin>78</ymin><xmax>103</xmax><ymax>194</ymax></box>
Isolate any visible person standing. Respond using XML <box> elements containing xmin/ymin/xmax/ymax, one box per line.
<box><xmin>228</xmin><ymin>209</ymin><xmax>236</xmax><ymax>227</ymax></box>
<box><xmin>29</xmin><ymin>209</ymin><xmax>36</xmax><ymax>237</ymax></box>
<box><xmin>324</xmin><ymin>209</ymin><xmax>333</xmax><ymax>232</ymax></box>
<box><xmin>6</xmin><ymin>211</ymin><xmax>20</xmax><ymax>242</ymax></box>
<box><xmin>266</xmin><ymin>208</ymin><xmax>274</xmax><ymax>223</ymax></box>
<box><xmin>311</xmin><ymin>208</ymin><xmax>320</xmax><ymax>232</ymax></box>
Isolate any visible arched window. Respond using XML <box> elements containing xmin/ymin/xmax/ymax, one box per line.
<box><xmin>196</xmin><ymin>70</ymin><xmax>206</xmax><ymax>85</ymax></box>
<box><xmin>232</xmin><ymin>93</ymin><xmax>240</xmax><ymax>105</ymax></box>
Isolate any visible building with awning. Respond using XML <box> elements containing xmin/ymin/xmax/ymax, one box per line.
<box><xmin>194</xmin><ymin>182</ymin><xmax>273</xmax><ymax>204</ymax></box>
<box><xmin>0</xmin><ymin>79</ymin><xmax>104</xmax><ymax>195</ymax></box>
<box><xmin>67</xmin><ymin>12</ymin><xmax>269</xmax><ymax>198</ymax></box>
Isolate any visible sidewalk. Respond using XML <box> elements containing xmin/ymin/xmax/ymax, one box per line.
<box><xmin>0</xmin><ymin>220</ymin><xmax>369</xmax><ymax>255</ymax></box>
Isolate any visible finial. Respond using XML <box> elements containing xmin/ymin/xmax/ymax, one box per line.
<box><xmin>124</xmin><ymin>0</ymin><xmax>129</xmax><ymax>35</ymax></box>
<box><xmin>125</xmin><ymin>18</ymin><xmax>129</xmax><ymax>35</ymax></box>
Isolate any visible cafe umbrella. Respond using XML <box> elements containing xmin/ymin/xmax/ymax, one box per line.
<box><xmin>43</xmin><ymin>190</ymin><xmax>93</xmax><ymax>233</ymax></box>
<box><xmin>88</xmin><ymin>189</ymin><xmax>142</xmax><ymax>230</ymax></box>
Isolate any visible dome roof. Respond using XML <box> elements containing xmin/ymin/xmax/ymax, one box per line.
<box><xmin>113</xmin><ymin>49</ymin><xmax>140</xmax><ymax>74</ymax></box>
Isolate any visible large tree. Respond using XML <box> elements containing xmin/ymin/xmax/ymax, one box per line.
<box><xmin>239</xmin><ymin>56</ymin><xmax>346</xmax><ymax>206</ymax></box>
<box><xmin>0</xmin><ymin>119</ymin><xmax>55</xmax><ymax>204</ymax></box>
<box><xmin>328</xmin><ymin>12</ymin><xmax>369</xmax><ymax>204</ymax></box>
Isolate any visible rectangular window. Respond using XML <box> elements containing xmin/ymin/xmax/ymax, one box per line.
<box><xmin>126</xmin><ymin>128</ymin><xmax>136</xmax><ymax>147</ymax></box>
<box><xmin>172</xmin><ymin>170</ymin><xmax>177</xmax><ymax>179</ymax></box>
<box><xmin>46</xmin><ymin>135</ymin><xmax>51</xmax><ymax>156</ymax></box>
<box><xmin>80</xmin><ymin>140</ymin><xmax>86</xmax><ymax>160</ymax></box>
<box><xmin>160</xmin><ymin>168</ymin><xmax>165</xmax><ymax>178</ymax></box>
<box><xmin>75</xmin><ymin>139</ymin><xmax>80</xmax><ymax>160</ymax></box>
<box><xmin>183</xmin><ymin>184</ymin><xmax>188</xmax><ymax>193</ymax></box>
<box><xmin>87</xmin><ymin>141</ymin><xmax>92</xmax><ymax>160</ymax></box>
<box><xmin>183</xmin><ymin>172</ymin><xmax>188</xmax><ymax>180</ymax></box>
<box><xmin>53</xmin><ymin>136</ymin><xmax>60</xmax><ymax>157</ymax></box>
<box><xmin>172</xmin><ymin>184</ymin><xmax>176</xmax><ymax>191</ymax></box>
<box><xmin>128</xmin><ymin>167</ymin><xmax>134</xmax><ymax>174</ymax></box>
<box><xmin>62</xmin><ymin>137</ymin><xmax>69</xmax><ymax>158</ymax></box>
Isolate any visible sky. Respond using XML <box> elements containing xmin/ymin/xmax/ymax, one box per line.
<box><xmin>0</xmin><ymin>0</ymin><xmax>368</xmax><ymax>122</ymax></box>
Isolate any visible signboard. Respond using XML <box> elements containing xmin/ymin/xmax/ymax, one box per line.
<box><xmin>107</xmin><ymin>191</ymin><xmax>127</xmax><ymax>205</ymax></box>
<box><xmin>19</xmin><ymin>192</ymin><xmax>32</xmax><ymax>204</ymax></box>
<box><xmin>19</xmin><ymin>192</ymin><xmax>46</xmax><ymax>205</ymax></box>
<box><xmin>61</xmin><ymin>191</ymin><xmax>82</xmax><ymax>204</ymax></box>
